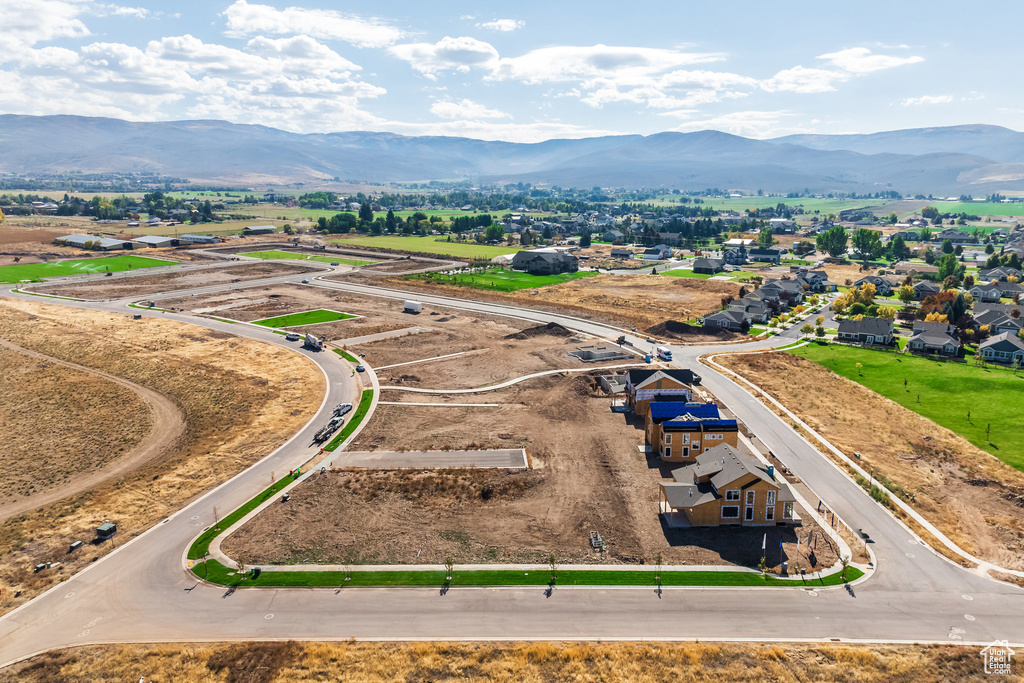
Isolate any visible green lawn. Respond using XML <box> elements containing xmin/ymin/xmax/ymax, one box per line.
<box><xmin>789</xmin><ymin>343</ymin><xmax>1024</xmax><ymax>471</ymax></box>
<box><xmin>323</xmin><ymin>389</ymin><xmax>374</xmax><ymax>452</ymax></box>
<box><xmin>194</xmin><ymin>558</ymin><xmax>861</xmax><ymax>588</ymax></box>
<box><xmin>333</xmin><ymin>235</ymin><xmax>517</xmax><ymax>260</ymax></box>
<box><xmin>661</xmin><ymin>269</ymin><xmax>759</xmax><ymax>282</ymax></box>
<box><xmin>251</xmin><ymin>309</ymin><xmax>356</xmax><ymax>328</ymax></box>
<box><xmin>0</xmin><ymin>255</ymin><xmax>177</xmax><ymax>283</ymax></box>
<box><xmin>411</xmin><ymin>267</ymin><xmax>596</xmax><ymax>292</ymax></box>
<box><xmin>333</xmin><ymin>348</ymin><xmax>359</xmax><ymax>363</ymax></box>
<box><xmin>238</xmin><ymin>250</ymin><xmax>375</xmax><ymax>266</ymax></box>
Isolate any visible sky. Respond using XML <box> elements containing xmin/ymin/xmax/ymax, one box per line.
<box><xmin>2</xmin><ymin>0</ymin><xmax>1022</xmax><ymax>143</ymax></box>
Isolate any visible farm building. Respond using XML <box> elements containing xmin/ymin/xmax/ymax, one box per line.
<box><xmin>55</xmin><ymin>234</ymin><xmax>131</xmax><ymax>251</ymax></box>
<box><xmin>132</xmin><ymin>235</ymin><xmax>175</xmax><ymax>248</ymax></box>
<box><xmin>178</xmin><ymin>234</ymin><xmax>221</xmax><ymax>244</ymax></box>
<box><xmin>243</xmin><ymin>225</ymin><xmax>277</xmax><ymax>235</ymax></box>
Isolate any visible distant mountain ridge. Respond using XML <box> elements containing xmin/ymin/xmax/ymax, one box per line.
<box><xmin>1</xmin><ymin>114</ymin><xmax>1023</xmax><ymax>193</ymax></box>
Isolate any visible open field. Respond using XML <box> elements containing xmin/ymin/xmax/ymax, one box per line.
<box><xmin>661</xmin><ymin>269</ymin><xmax>761</xmax><ymax>282</ymax></box>
<box><xmin>3</xmin><ymin>640</ymin><xmax>995</xmax><ymax>683</ymax></box>
<box><xmin>0</xmin><ymin>255</ymin><xmax>177</xmax><ymax>283</ymax></box>
<box><xmin>410</xmin><ymin>267</ymin><xmax>597</xmax><ymax>292</ymax></box>
<box><xmin>650</xmin><ymin>196</ymin><xmax>894</xmax><ymax>215</ymax></box>
<box><xmin>239</xmin><ymin>249</ymin><xmax>376</xmax><ymax>266</ymax></box>
<box><xmin>0</xmin><ymin>299</ymin><xmax>324</xmax><ymax>613</ymax></box>
<box><xmin>252</xmin><ymin>308</ymin><xmax>357</xmax><ymax>328</ymax></box>
<box><xmin>717</xmin><ymin>349</ymin><xmax>1024</xmax><ymax>570</ymax></box>
<box><xmin>790</xmin><ymin>343</ymin><xmax>1024</xmax><ymax>471</ymax></box>
<box><xmin>333</xmin><ymin>235</ymin><xmax>517</xmax><ymax>260</ymax></box>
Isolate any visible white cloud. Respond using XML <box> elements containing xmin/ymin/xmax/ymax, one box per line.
<box><xmin>901</xmin><ymin>94</ymin><xmax>954</xmax><ymax>106</ymax></box>
<box><xmin>222</xmin><ymin>0</ymin><xmax>406</xmax><ymax>48</ymax></box>
<box><xmin>490</xmin><ymin>44</ymin><xmax>722</xmax><ymax>85</ymax></box>
<box><xmin>0</xmin><ymin>0</ymin><xmax>92</xmax><ymax>52</ymax></box>
<box><xmin>761</xmin><ymin>65</ymin><xmax>845</xmax><ymax>94</ymax></box>
<box><xmin>389</xmin><ymin>36</ymin><xmax>499</xmax><ymax>79</ymax></box>
<box><xmin>818</xmin><ymin>47</ymin><xmax>923</xmax><ymax>74</ymax></box>
<box><xmin>430</xmin><ymin>98</ymin><xmax>509</xmax><ymax>120</ymax></box>
<box><xmin>478</xmin><ymin>19</ymin><xmax>524</xmax><ymax>32</ymax></box>
<box><xmin>93</xmin><ymin>4</ymin><xmax>151</xmax><ymax>18</ymax></box>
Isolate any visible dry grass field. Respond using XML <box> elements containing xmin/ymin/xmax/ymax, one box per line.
<box><xmin>1</xmin><ymin>640</ymin><xmax>997</xmax><ymax>682</ymax></box>
<box><xmin>0</xmin><ymin>343</ymin><xmax>152</xmax><ymax>509</ymax></box>
<box><xmin>0</xmin><ymin>299</ymin><xmax>324</xmax><ymax>613</ymax></box>
<box><xmin>716</xmin><ymin>351</ymin><xmax>1024</xmax><ymax>571</ymax></box>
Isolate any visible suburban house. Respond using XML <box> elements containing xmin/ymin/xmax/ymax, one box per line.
<box><xmin>610</xmin><ymin>248</ymin><xmax>634</xmax><ymax>259</ymax></box>
<box><xmin>768</xmin><ymin>217</ymin><xmax>796</xmax><ymax>233</ymax></box>
<box><xmin>702</xmin><ymin>309</ymin><xmax>750</xmax><ymax>332</ymax></box>
<box><xmin>973</xmin><ymin>304</ymin><xmax>1023</xmax><ymax>335</ymax></box>
<box><xmin>625</xmin><ymin>368</ymin><xmax>698</xmax><ymax>415</ymax></box>
<box><xmin>747</xmin><ymin>247</ymin><xmax>782</xmax><ymax>264</ymax></box>
<box><xmin>969</xmin><ymin>282</ymin><xmax>1003</xmax><ymax>303</ymax></box>
<box><xmin>853</xmin><ymin>275</ymin><xmax>900</xmax><ymax>296</ymax></box>
<box><xmin>760</xmin><ymin>279</ymin><xmax>805</xmax><ymax>305</ymax></box>
<box><xmin>893</xmin><ymin>260</ymin><xmax>937</xmax><ymax>276</ymax></box>
<box><xmin>979</xmin><ymin>266</ymin><xmax>1023</xmax><ymax>282</ymax></box>
<box><xmin>601</xmin><ymin>229</ymin><xmax>624</xmax><ymax>243</ymax></box>
<box><xmin>793</xmin><ymin>268</ymin><xmax>837</xmax><ymax>292</ymax></box>
<box><xmin>726</xmin><ymin>298</ymin><xmax>772</xmax><ymax>324</ymax></box>
<box><xmin>692</xmin><ymin>257</ymin><xmax>725</xmax><ymax>274</ymax></box>
<box><xmin>659</xmin><ymin>444</ymin><xmax>799</xmax><ymax>527</ymax></box>
<box><xmin>644</xmin><ymin>402</ymin><xmax>738</xmax><ymax>462</ymax></box>
<box><xmin>511</xmin><ymin>250</ymin><xmax>579</xmax><ymax>275</ymax></box>
<box><xmin>979</xmin><ymin>332</ymin><xmax>1024</xmax><ymax>365</ymax></box>
<box><xmin>937</xmin><ymin>229</ymin><xmax>973</xmax><ymax>243</ymax></box>
<box><xmin>643</xmin><ymin>244</ymin><xmax>672</xmax><ymax>260</ymax></box>
<box><xmin>907</xmin><ymin>321</ymin><xmax>961</xmax><ymax>357</ymax></box>
<box><xmin>913</xmin><ymin>280</ymin><xmax>942</xmax><ymax>300</ymax></box>
<box><xmin>998</xmin><ymin>281</ymin><xmax>1024</xmax><ymax>299</ymax></box>
<box><xmin>723</xmin><ymin>247</ymin><xmax>748</xmax><ymax>265</ymax></box>
<box><xmin>837</xmin><ymin>317</ymin><xmax>895</xmax><ymax>345</ymax></box>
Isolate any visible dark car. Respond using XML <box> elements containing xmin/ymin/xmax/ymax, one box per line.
<box><xmin>355</xmin><ymin>364</ymin><xmax>366</xmax><ymax>373</ymax></box>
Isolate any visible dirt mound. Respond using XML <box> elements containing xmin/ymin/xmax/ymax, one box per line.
<box><xmin>647</xmin><ymin>320</ymin><xmax>734</xmax><ymax>339</ymax></box>
<box><xmin>504</xmin><ymin>321</ymin><xmax>572</xmax><ymax>340</ymax></box>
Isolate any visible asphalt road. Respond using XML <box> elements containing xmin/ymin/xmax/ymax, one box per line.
<box><xmin>0</xmin><ymin>265</ymin><xmax>1022</xmax><ymax>669</ymax></box>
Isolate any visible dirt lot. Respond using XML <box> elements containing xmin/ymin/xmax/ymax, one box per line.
<box><xmin>225</xmin><ymin>369</ymin><xmax>834</xmax><ymax>570</ymax></box>
<box><xmin>36</xmin><ymin>261</ymin><xmax>317</xmax><ymax>299</ymax></box>
<box><xmin>2</xmin><ymin>640</ymin><xmax>994</xmax><ymax>683</ymax></box>
<box><xmin>717</xmin><ymin>351</ymin><xmax>1024</xmax><ymax>571</ymax></box>
<box><xmin>0</xmin><ymin>299</ymin><xmax>324</xmax><ymax>613</ymax></box>
<box><xmin>0</xmin><ymin>344</ymin><xmax>152</xmax><ymax>506</ymax></box>
<box><xmin>354</xmin><ymin>272</ymin><xmax>740</xmax><ymax>332</ymax></box>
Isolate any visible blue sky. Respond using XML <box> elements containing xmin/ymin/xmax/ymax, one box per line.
<box><xmin>2</xmin><ymin>0</ymin><xmax>1021</xmax><ymax>142</ymax></box>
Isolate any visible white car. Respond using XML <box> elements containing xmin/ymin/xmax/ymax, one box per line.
<box><xmin>334</xmin><ymin>402</ymin><xmax>353</xmax><ymax>417</ymax></box>
<box><xmin>285</xmin><ymin>332</ymin><xmax>300</xmax><ymax>341</ymax></box>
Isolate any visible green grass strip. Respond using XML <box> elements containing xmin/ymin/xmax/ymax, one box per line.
<box><xmin>187</xmin><ymin>473</ymin><xmax>300</xmax><ymax>560</ymax></box>
<box><xmin>193</xmin><ymin>559</ymin><xmax>862</xmax><ymax>588</ymax></box>
<box><xmin>252</xmin><ymin>309</ymin><xmax>356</xmax><ymax>328</ymax></box>
<box><xmin>128</xmin><ymin>303</ymin><xmax>170</xmax><ymax>312</ymax></box>
<box><xmin>323</xmin><ymin>389</ymin><xmax>373</xmax><ymax>452</ymax></box>
<box><xmin>332</xmin><ymin>348</ymin><xmax>359</xmax><ymax>362</ymax></box>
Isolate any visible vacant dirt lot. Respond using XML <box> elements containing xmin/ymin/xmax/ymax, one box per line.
<box><xmin>2</xmin><ymin>640</ymin><xmax>994</xmax><ymax>683</ymax></box>
<box><xmin>0</xmin><ymin>299</ymin><xmax>324</xmax><ymax>613</ymax></box>
<box><xmin>36</xmin><ymin>261</ymin><xmax>316</xmax><ymax>299</ymax></box>
<box><xmin>0</xmin><ymin>344</ymin><xmax>152</xmax><ymax>506</ymax></box>
<box><xmin>717</xmin><ymin>351</ymin><xmax>1024</xmax><ymax>570</ymax></box>
<box><xmin>227</xmin><ymin>369</ymin><xmax>833</xmax><ymax>570</ymax></box>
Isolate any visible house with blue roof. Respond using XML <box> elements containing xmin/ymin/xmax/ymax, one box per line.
<box><xmin>645</xmin><ymin>402</ymin><xmax>739</xmax><ymax>462</ymax></box>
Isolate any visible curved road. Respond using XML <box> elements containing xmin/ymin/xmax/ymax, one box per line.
<box><xmin>0</xmin><ymin>265</ymin><xmax>1022</xmax><ymax>669</ymax></box>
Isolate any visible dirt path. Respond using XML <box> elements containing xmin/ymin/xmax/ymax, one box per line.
<box><xmin>0</xmin><ymin>338</ymin><xmax>186</xmax><ymax>522</ymax></box>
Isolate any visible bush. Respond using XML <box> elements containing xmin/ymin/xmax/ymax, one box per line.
<box><xmin>848</xmin><ymin>302</ymin><xmax>867</xmax><ymax>316</ymax></box>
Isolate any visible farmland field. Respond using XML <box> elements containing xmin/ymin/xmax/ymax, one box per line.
<box><xmin>333</xmin><ymin>235</ymin><xmax>517</xmax><ymax>259</ymax></box>
<box><xmin>0</xmin><ymin>255</ymin><xmax>177</xmax><ymax>283</ymax></box>
<box><xmin>412</xmin><ymin>267</ymin><xmax>597</xmax><ymax>292</ymax></box>
<box><xmin>238</xmin><ymin>250</ymin><xmax>376</xmax><ymax>266</ymax></box>
<box><xmin>649</xmin><ymin>196</ymin><xmax>893</xmax><ymax>215</ymax></box>
<box><xmin>789</xmin><ymin>342</ymin><xmax>1024</xmax><ymax>471</ymax></box>
<box><xmin>251</xmin><ymin>308</ymin><xmax>357</xmax><ymax>328</ymax></box>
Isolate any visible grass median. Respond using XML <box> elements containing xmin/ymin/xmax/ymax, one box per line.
<box><xmin>332</xmin><ymin>348</ymin><xmax>359</xmax><ymax>362</ymax></box>
<box><xmin>323</xmin><ymin>389</ymin><xmax>373</xmax><ymax>452</ymax></box>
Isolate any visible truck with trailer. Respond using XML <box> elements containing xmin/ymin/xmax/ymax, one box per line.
<box><xmin>313</xmin><ymin>415</ymin><xmax>345</xmax><ymax>443</ymax></box>
<box><xmin>303</xmin><ymin>333</ymin><xmax>324</xmax><ymax>351</ymax></box>
<box><xmin>403</xmin><ymin>300</ymin><xmax>423</xmax><ymax>313</ymax></box>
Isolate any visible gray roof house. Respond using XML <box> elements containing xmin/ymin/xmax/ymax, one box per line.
<box><xmin>692</xmin><ymin>257</ymin><xmax>724</xmax><ymax>274</ymax></box>
<box><xmin>970</xmin><ymin>282</ymin><xmax>1003</xmax><ymax>303</ymax></box>
<box><xmin>973</xmin><ymin>304</ymin><xmax>1023</xmax><ymax>335</ymax></box>
<box><xmin>913</xmin><ymin>280</ymin><xmax>941</xmax><ymax>299</ymax></box>
<box><xmin>643</xmin><ymin>244</ymin><xmax>672</xmax><ymax>260</ymax></box>
<box><xmin>702</xmin><ymin>309</ymin><xmax>749</xmax><ymax>332</ymax></box>
<box><xmin>980</xmin><ymin>332</ymin><xmax>1024</xmax><ymax>365</ymax></box>
<box><xmin>602</xmin><ymin>230</ymin><xmax>624</xmax><ymax>243</ymax></box>
<box><xmin>511</xmin><ymin>250</ymin><xmax>579</xmax><ymax>275</ymax></box>
<box><xmin>837</xmin><ymin>317</ymin><xmax>894</xmax><ymax>345</ymax></box>
<box><xmin>853</xmin><ymin>275</ymin><xmax>900</xmax><ymax>296</ymax></box>
<box><xmin>747</xmin><ymin>247</ymin><xmax>782</xmax><ymax>264</ymax></box>
<box><xmin>978</xmin><ymin>267</ymin><xmax>1022</xmax><ymax>282</ymax></box>
<box><xmin>908</xmin><ymin>321</ymin><xmax>961</xmax><ymax>356</ymax></box>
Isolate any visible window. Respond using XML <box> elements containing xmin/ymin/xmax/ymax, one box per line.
<box><xmin>664</xmin><ymin>434</ymin><xmax>672</xmax><ymax>444</ymax></box>
<box><xmin>745</xmin><ymin>490</ymin><xmax>755</xmax><ymax>505</ymax></box>
<box><xmin>721</xmin><ymin>506</ymin><xmax>739</xmax><ymax>519</ymax></box>
<box><xmin>744</xmin><ymin>506</ymin><xmax>754</xmax><ymax>521</ymax></box>
<box><xmin>767</xmin><ymin>491</ymin><xmax>776</xmax><ymax>506</ymax></box>
<box><xmin>766</xmin><ymin>506</ymin><xmax>774</xmax><ymax>521</ymax></box>
<box><xmin>726</xmin><ymin>490</ymin><xmax>740</xmax><ymax>501</ymax></box>
<box><xmin>783</xmin><ymin>502</ymin><xmax>794</xmax><ymax>519</ymax></box>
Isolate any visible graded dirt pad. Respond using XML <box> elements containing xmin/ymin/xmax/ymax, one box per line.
<box><xmin>717</xmin><ymin>351</ymin><xmax>1024</xmax><ymax>571</ymax></box>
<box><xmin>647</xmin><ymin>319</ymin><xmax>745</xmax><ymax>344</ymax></box>
<box><xmin>0</xmin><ymin>299</ymin><xmax>324</xmax><ymax>613</ymax></box>
<box><xmin>2</xmin><ymin>640</ymin><xmax>995</xmax><ymax>683</ymax></box>
<box><xmin>35</xmin><ymin>261</ymin><xmax>317</xmax><ymax>299</ymax></box>
<box><xmin>0</xmin><ymin>344</ymin><xmax>153</xmax><ymax>507</ymax></box>
<box><xmin>340</xmin><ymin>272</ymin><xmax>741</xmax><ymax>331</ymax></box>
<box><xmin>226</xmin><ymin>373</ymin><xmax>835</xmax><ymax>570</ymax></box>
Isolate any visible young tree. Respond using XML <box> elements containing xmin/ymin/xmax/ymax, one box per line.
<box><xmin>897</xmin><ymin>284</ymin><xmax>916</xmax><ymax>305</ymax></box>
<box><xmin>816</xmin><ymin>224</ymin><xmax>848</xmax><ymax>258</ymax></box>
<box><xmin>815</xmin><ymin>325</ymin><xmax>826</xmax><ymax>339</ymax></box>
<box><xmin>801</xmin><ymin>323</ymin><xmax>814</xmax><ymax>336</ymax></box>
<box><xmin>757</xmin><ymin>226</ymin><xmax>774</xmax><ymax>249</ymax></box>
<box><xmin>937</xmin><ymin>253</ymin><xmax>959</xmax><ymax>283</ymax></box>
<box><xmin>852</xmin><ymin>228</ymin><xmax>883</xmax><ymax>264</ymax></box>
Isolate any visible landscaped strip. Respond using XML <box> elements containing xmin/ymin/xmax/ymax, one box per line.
<box><xmin>194</xmin><ymin>559</ymin><xmax>862</xmax><ymax>588</ymax></box>
<box><xmin>187</xmin><ymin>473</ymin><xmax>301</xmax><ymax>561</ymax></box>
<box><xmin>332</xmin><ymin>348</ymin><xmax>359</xmax><ymax>362</ymax></box>
<box><xmin>408</xmin><ymin>268</ymin><xmax>597</xmax><ymax>292</ymax></box>
<box><xmin>251</xmin><ymin>308</ymin><xmax>356</xmax><ymax>328</ymax></box>
<box><xmin>0</xmin><ymin>255</ymin><xmax>177</xmax><ymax>282</ymax></box>
<box><xmin>323</xmin><ymin>389</ymin><xmax>373</xmax><ymax>452</ymax></box>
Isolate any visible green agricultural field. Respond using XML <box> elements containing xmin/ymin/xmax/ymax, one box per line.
<box><xmin>412</xmin><ymin>267</ymin><xmax>596</xmax><ymax>292</ymax></box>
<box><xmin>649</xmin><ymin>196</ymin><xmax>890</xmax><ymax>215</ymax></box>
<box><xmin>789</xmin><ymin>342</ymin><xmax>1024</xmax><ymax>471</ymax></box>
<box><xmin>239</xmin><ymin>250</ymin><xmax>375</xmax><ymax>266</ymax></box>
<box><xmin>334</xmin><ymin>235</ymin><xmax>517</xmax><ymax>260</ymax></box>
<box><xmin>933</xmin><ymin>202</ymin><xmax>1024</xmax><ymax>217</ymax></box>
<box><xmin>251</xmin><ymin>309</ymin><xmax>357</xmax><ymax>328</ymax></box>
<box><xmin>0</xmin><ymin>255</ymin><xmax>177</xmax><ymax>283</ymax></box>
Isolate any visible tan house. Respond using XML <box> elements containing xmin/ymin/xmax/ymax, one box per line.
<box><xmin>645</xmin><ymin>402</ymin><xmax>738</xmax><ymax>462</ymax></box>
<box><xmin>659</xmin><ymin>444</ymin><xmax>799</xmax><ymax>527</ymax></box>
<box><xmin>626</xmin><ymin>369</ymin><xmax>697</xmax><ymax>415</ymax></box>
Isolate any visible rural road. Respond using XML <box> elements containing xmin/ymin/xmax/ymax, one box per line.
<box><xmin>0</xmin><ymin>262</ymin><xmax>1022</xmax><ymax>669</ymax></box>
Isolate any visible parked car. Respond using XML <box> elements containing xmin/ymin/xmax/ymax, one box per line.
<box><xmin>330</xmin><ymin>262</ymin><xmax>339</xmax><ymax>266</ymax></box>
<box><xmin>285</xmin><ymin>332</ymin><xmax>300</xmax><ymax>341</ymax></box>
<box><xmin>301</xmin><ymin>279</ymin><xmax>310</xmax><ymax>284</ymax></box>
<box><xmin>355</xmin><ymin>364</ymin><xmax>366</xmax><ymax>373</ymax></box>
<box><xmin>334</xmin><ymin>402</ymin><xmax>353</xmax><ymax>417</ymax></box>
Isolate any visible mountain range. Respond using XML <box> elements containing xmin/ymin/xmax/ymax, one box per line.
<box><xmin>2</xmin><ymin>115</ymin><xmax>1024</xmax><ymax>194</ymax></box>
